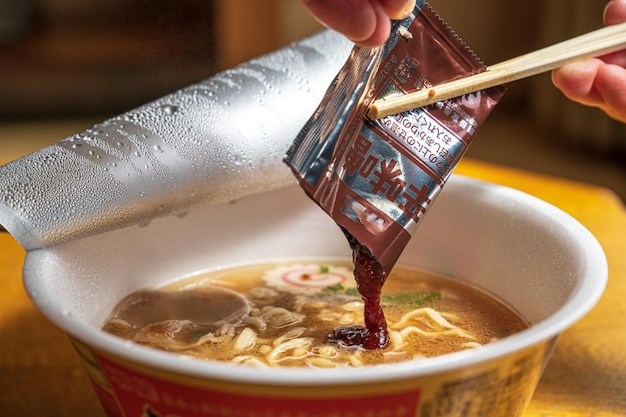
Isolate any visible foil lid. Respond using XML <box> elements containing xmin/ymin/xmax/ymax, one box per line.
<box><xmin>285</xmin><ymin>2</ymin><xmax>505</xmax><ymax>273</ymax></box>
<box><xmin>0</xmin><ymin>30</ymin><xmax>353</xmax><ymax>250</ymax></box>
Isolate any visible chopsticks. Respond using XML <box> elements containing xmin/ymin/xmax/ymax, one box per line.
<box><xmin>367</xmin><ymin>21</ymin><xmax>626</xmax><ymax>120</ymax></box>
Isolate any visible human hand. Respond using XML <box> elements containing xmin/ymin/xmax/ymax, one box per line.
<box><xmin>552</xmin><ymin>0</ymin><xmax>626</xmax><ymax>122</ymax></box>
<box><xmin>300</xmin><ymin>0</ymin><xmax>416</xmax><ymax>48</ymax></box>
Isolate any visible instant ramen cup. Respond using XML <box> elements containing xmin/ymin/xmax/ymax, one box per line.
<box><xmin>23</xmin><ymin>175</ymin><xmax>607</xmax><ymax>417</ymax></box>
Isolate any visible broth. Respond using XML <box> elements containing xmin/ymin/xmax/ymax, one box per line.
<box><xmin>102</xmin><ymin>261</ymin><xmax>528</xmax><ymax>368</ymax></box>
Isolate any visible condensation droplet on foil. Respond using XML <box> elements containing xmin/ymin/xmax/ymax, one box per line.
<box><xmin>160</xmin><ymin>104</ymin><xmax>178</xmax><ymax>115</ymax></box>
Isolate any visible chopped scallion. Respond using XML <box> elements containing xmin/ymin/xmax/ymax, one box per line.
<box><xmin>380</xmin><ymin>291</ymin><xmax>441</xmax><ymax>306</ymax></box>
<box><xmin>322</xmin><ymin>283</ymin><xmax>344</xmax><ymax>293</ymax></box>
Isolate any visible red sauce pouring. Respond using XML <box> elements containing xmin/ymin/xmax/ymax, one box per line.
<box><xmin>329</xmin><ymin>231</ymin><xmax>389</xmax><ymax>349</ymax></box>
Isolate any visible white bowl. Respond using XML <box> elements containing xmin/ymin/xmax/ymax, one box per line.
<box><xmin>23</xmin><ymin>175</ymin><xmax>607</xmax><ymax>417</ymax></box>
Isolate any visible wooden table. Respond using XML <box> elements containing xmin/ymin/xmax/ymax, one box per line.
<box><xmin>1</xmin><ymin>153</ymin><xmax>625</xmax><ymax>416</ymax></box>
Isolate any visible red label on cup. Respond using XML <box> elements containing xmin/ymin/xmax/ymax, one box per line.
<box><xmin>96</xmin><ymin>355</ymin><xmax>420</xmax><ymax>417</ymax></box>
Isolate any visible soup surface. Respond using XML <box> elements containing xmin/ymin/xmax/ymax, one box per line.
<box><xmin>102</xmin><ymin>260</ymin><xmax>528</xmax><ymax>367</ymax></box>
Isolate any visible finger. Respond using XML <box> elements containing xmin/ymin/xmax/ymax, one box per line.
<box><xmin>301</xmin><ymin>0</ymin><xmax>378</xmax><ymax>44</ymax></box>
<box><xmin>604</xmin><ymin>0</ymin><xmax>626</xmax><ymax>25</ymax></box>
<box><xmin>357</xmin><ymin>0</ymin><xmax>394</xmax><ymax>47</ymax></box>
<box><xmin>379</xmin><ymin>0</ymin><xmax>416</xmax><ymax>20</ymax></box>
<box><xmin>593</xmin><ymin>63</ymin><xmax>626</xmax><ymax>121</ymax></box>
<box><xmin>599</xmin><ymin>0</ymin><xmax>626</xmax><ymax>99</ymax></box>
<box><xmin>599</xmin><ymin>50</ymin><xmax>626</xmax><ymax>67</ymax></box>
<box><xmin>595</xmin><ymin>2</ymin><xmax>626</xmax><ymax>72</ymax></box>
<box><xmin>551</xmin><ymin>59</ymin><xmax>604</xmax><ymax>107</ymax></box>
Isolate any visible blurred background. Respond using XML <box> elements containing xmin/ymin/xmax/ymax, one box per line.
<box><xmin>0</xmin><ymin>0</ymin><xmax>624</xmax><ymax>201</ymax></box>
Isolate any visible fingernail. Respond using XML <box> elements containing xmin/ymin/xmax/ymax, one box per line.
<box><xmin>402</xmin><ymin>0</ymin><xmax>417</xmax><ymax>17</ymax></box>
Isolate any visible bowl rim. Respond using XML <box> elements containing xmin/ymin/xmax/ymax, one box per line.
<box><xmin>23</xmin><ymin>175</ymin><xmax>608</xmax><ymax>385</ymax></box>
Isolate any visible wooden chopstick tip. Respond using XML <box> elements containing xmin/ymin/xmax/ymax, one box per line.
<box><xmin>367</xmin><ymin>88</ymin><xmax>438</xmax><ymax>120</ymax></box>
<box><xmin>366</xmin><ymin>105</ymin><xmax>382</xmax><ymax>120</ymax></box>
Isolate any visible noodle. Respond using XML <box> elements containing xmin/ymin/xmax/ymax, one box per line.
<box><xmin>102</xmin><ymin>261</ymin><xmax>528</xmax><ymax>367</ymax></box>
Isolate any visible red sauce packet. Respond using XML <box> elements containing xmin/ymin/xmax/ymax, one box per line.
<box><xmin>285</xmin><ymin>2</ymin><xmax>505</xmax><ymax>275</ymax></box>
